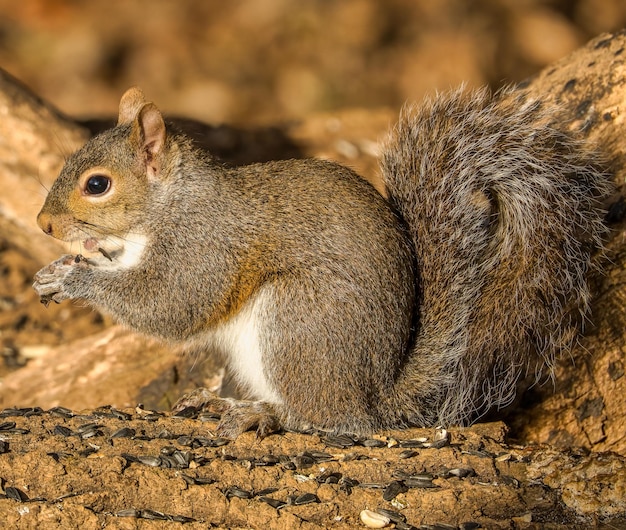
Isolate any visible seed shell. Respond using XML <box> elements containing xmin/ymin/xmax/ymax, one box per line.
<box><xmin>360</xmin><ymin>509</ymin><xmax>391</xmax><ymax>528</ymax></box>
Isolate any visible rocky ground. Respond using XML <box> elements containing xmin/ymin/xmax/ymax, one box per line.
<box><xmin>0</xmin><ymin>3</ymin><xmax>626</xmax><ymax>529</ymax></box>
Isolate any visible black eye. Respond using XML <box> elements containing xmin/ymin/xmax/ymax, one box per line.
<box><xmin>85</xmin><ymin>174</ymin><xmax>111</xmax><ymax>195</ymax></box>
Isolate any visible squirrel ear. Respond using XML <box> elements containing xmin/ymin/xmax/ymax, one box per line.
<box><xmin>118</xmin><ymin>87</ymin><xmax>146</xmax><ymax>125</ymax></box>
<box><xmin>135</xmin><ymin>103</ymin><xmax>166</xmax><ymax>173</ymax></box>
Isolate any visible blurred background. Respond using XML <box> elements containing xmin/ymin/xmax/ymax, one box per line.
<box><xmin>0</xmin><ymin>0</ymin><xmax>624</xmax><ymax>125</ymax></box>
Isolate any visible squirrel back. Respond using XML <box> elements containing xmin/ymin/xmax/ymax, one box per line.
<box><xmin>33</xmin><ymin>86</ymin><xmax>612</xmax><ymax>437</ymax></box>
<box><xmin>379</xmin><ymin>87</ymin><xmax>611</xmax><ymax>426</ymax></box>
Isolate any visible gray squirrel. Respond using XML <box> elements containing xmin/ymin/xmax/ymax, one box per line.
<box><xmin>33</xmin><ymin>86</ymin><xmax>612</xmax><ymax>438</ymax></box>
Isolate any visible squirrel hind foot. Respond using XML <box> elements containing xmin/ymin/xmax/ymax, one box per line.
<box><xmin>172</xmin><ymin>387</ymin><xmax>281</xmax><ymax>439</ymax></box>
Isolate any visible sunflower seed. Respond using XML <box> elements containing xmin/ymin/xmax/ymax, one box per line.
<box><xmin>404</xmin><ymin>477</ymin><xmax>438</xmax><ymax>489</ymax></box>
<box><xmin>259</xmin><ymin>496</ymin><xmax>286</xmax><ymax>509</ymax></box>
<box><xmin>109</xmin><ymin>409</ymin><xmax>132</xmax><ymax>421</ymax></box>
<box><xmin>446</xmin><ymin>467</ymin><xmax>475</xmax><ymax>479</ymax></box>
<box><xmin>323</xmin><ymin>434</ymin><xmax>355</xmax><ymax>448</ymax></box>
<box><xmin>383</xmin><ymin>480</ymin><xmax>408</xmax><ymax>501</ymax></box>
<box><xmin>171</xmin><ymin>514</ymin><xmax>196</xmax><ymax>523</ymax></box>
<box><xmin>225</xmin><ymin>486</ymin><xmax>252</xmax><ymax>499</ymax></box>
<box><xmin>110</xmin><ymin>427</ymin><xmax>135</xmax><ymax>439</ymax></box>
<box><xmin>317</xmin><ymin>471</ymin><xmax>342</xmax><ymax>484</ymax></box>
<box><xmin>137</xmin><ymin>455</ymin><xmax>162</xmax><ymax>467</ymax></box>
<box><xmin>140</xmin><ymin>509</ymin><xmax>168</xmax><ymax>520</ymax></box>
<box><xmin>256</xmin><ymin>487</ymin><xmax>278</xmax><ymax>496</ymax></box>
<box><xmin>339</xmin><ymin>476</ymin><xmax>359</xmax><ymax>494</ymax></box>
<box><xmin>53</xmin><ymin>425</ymin><xmax>74</xmax><ymax>437</ymax></box>
<box><xmin>292</xmin><ymin>454</ymin><xmax>315</xmax><ymax>469</ymax></box>
<box><xmin>257</xmin><ymin>454</ymin><xmax>280</xmax><ymax>466</ymax></box>
<box><xmin>5</xmin><ymin>486</ymin><xmax>28</xmax><ymax>502</ymax></box>
<box><xmin>376</xmin><ymin>508</ymin><xmax>406</xmax><ymax>523</ymax></box>
<box><xmin>361</xmin><ymin>438</ymin><xmax>387</xmax><ymax>448</ymax></box>
<box><xmin>48</xmin><ymin>406</ymin><xmax>74</xmax><ymax>419</ymax></box>
<box><xmin>293</xmin><ymin>493</ymin><xmax>319</xmax><ymax>505</ymax></box>
<box><xmin>172</xmin><ymin>406</ymin><xmax>200</xmax><ymax>419</ymax></box>
<box><xmin>116</xmin><ymin>509</ymin><xmax>139</xmax><ymax>517</ymax></box>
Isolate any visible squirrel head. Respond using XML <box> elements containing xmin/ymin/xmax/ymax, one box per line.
<box><xmin>37</xmin><ymin>87</ymin><xmax>169</xmax><ymax>260</ymax></box>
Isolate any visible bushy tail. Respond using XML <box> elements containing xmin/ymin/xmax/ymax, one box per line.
<box><xmin>380</xmin><ymin>87</ymin><xmax>612</xmax><ymax>427</ymax></box>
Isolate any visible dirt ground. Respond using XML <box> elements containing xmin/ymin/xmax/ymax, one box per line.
<box><xmin>1</xmin><ymin>2</ymin><xmax>626</xmax><ymax>529</ymax></box>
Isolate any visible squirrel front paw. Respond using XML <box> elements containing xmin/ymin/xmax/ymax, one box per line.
<box><xmin>33</xmin><ymin>254</ymin><xmax>88</xmax><ymax>306</ymax></box>
<box><xmin>172</xmin><ymin>388</ymin><xmax>281</xmax><ymax>439</ymax></box>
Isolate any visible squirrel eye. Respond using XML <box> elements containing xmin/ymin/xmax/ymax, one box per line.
<box><xmin>84</xmin><ymin>174</ymin><xmax>111</xmax><ymax>195</ymax></box>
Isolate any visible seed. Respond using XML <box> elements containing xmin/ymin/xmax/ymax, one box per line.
<box><xmin>257</xmin><ymin>454</ymin><xmax>280</xmax><ymax>466</ymax></box>
<box><xmin>309</xmin><ymin>451</ymin><xmax>334</xmax><ymax>463</ymax></box>
<box><xmin>172</xmin><ymin>451</ymin><xmax>192</xmax><ymax>467</ymax></box>
<box><xmin>404</xmin><ymin>477</ymin><xmax>438</xmax><ymax>489</ymax></box>
<box><xmin>360</xmin><ymin>509</ymin><xmax>391</xmax><ymax>528</ymax></box>
<box><xmin>176</xmin><ymin>435</ymin><xmax>193</xmax><ymax>446</ymax></box>
<box><xmin>376</xmin><ymin>508</ymin><xmax>406</xmax><ymax>523</ymax></box>
<box><xmin>446</xmin><ymin>467</ymin><xmax>475</xmax><ymax>479</ymax></box>
<box><xmin>256</xmin><ymin>487</ymin><xmax>278</xmax><ymax>496</ymax></box>
<box><xmin>294</xmin><ymin>493</ymin><xmax>319</xmax><ymax>505</ymax></box>
<box><xmin>340</xmin><ymin>477</ymin><xmax>359</xmax><ymax>494</ymax></box>
<box><xmin>359</xmin><ymin>482</ymin><xmax>386</xmax><ymax>489</ymax></box>
<box><xmin>110</xmin><ymin>427</ymin><xmax>135</xmax><ymax>439</ymax></box>
<box><xmin>362</xmin><ymin>438</ymin><xmax>387</xmax><ymax>448</ymax></box>
<box><xmin>317</xmin><ymin>471</ymin><xmax>342</xmax><ymax>484</ymax></box>
<box><xmin>5</xmin><ymin>487</ymin><xmax>28</xmax><ymax>502</ymax></box>
<box><xmin>398</xmin><ymin>449</ymin><xmax>417</xmax><ymax>459</ymax></box>
<box><xmin>78</xmin><ymin>446</ymin><xmax>98</xmax><ymax>457</ymax></box>
<box><xmin>48</xmin><ymin>406</ymin><xmax>74</xmax><ymax>419</ymax></box>
<box><xmin>21</xmin><ymin>407</ymin><xmax>44</xmax><ymax>417</ymax></box>
<box><xmin>383</xmin><ymin>481</ymin><xmax>408</xmax><ymax>501</ymax></box>
<box><xmin>0</xmin><ymin>441</ymin><xmax>8</xmax><ymax>454</ymax></box>
<box><xmin>0</xmin><ymin>422</ymin><xmax>16</xmax><ymax>431</ymax></box>
<box><xmin>225</xmin><ymin>486</ymin><xmax>252</xmax><ymax>499</ymax></box>
<box><xmin>171</xmin><ymin>514</ymin><xmax>196</xmax><ymax>523</ymax></box>
<box><xmin>53</xmin><ymin>425</ymin><xmax>74</xmax><ymax>437</ymax></box>
<box><xmin>140</xmin><ymin>509</ymin><xmax>168</xmax><ymax>520</ymax></box>
<box><xmin>292</xmin><ymin>454</ymin><xmax>315</xmax><ymax>469</ymax></box>
<box><xmin>116</xmin><ymin>509</ymin><xmax>139</xmax><ymax>517</ymax></box>
<box><xmin>172</xmin><ymin>406</ymin><xmax>199</xmax><ymax>419</ymax></box>
<box><xmin>323</xmin><ymin>434</ymin><xmax>355</xmax><ymax>448</ymax></box>
<box><xmin>80</xmin><ymin>428</ymin><xmax>102</xmax><ymax>440</ymax></box>
<box><xmin>137</xmin><ymin>455</ymin><xmax>162</xmax><ymax>467</ymax></box>
<box><xmin>109</xmin><ymin>409</ymin><xmax>132</xmax><ymax>421</ymax></box>
<box><xmin>76</xmin><ymin>422</ymin><xmax>101</xmax><ymax>433</ymax></box>
<box><xmin>259</xmin><ymin>496</ymin><xmax>286</xmax><ymax>509</ymax></box>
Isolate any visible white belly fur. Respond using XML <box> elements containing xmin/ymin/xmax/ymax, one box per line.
<box><xmin>209</xmin><ymin>286</ymin><xmax>282</xmax><ymax>405</ymax></box>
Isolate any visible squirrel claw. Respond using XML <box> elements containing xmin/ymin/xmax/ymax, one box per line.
<box><xmin>216</xmin><ymin>403</ymin><xmax>281</xmax><ymax>439</ymax></box>
<box><xmin>172</xmin><ymin>388</ymin><xmax>281</xmax><ymax>439</ymax></box>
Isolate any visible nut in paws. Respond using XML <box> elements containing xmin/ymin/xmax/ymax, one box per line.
<box><xmin>33</xmin><ymin>254</ymin><xmax>86</xmax><ymax>306</ymax></box>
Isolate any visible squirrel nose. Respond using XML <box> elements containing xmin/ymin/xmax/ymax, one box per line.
<box><xmin>37</xmin><ymin>211</ymin><xmax>54</xmax><ymax>236</ymax></box>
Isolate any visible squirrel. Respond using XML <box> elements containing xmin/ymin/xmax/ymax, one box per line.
<box><xmin>33</xmin><ymin>86</ymin><xmax>612</xmax><ymax>438</ymax></box>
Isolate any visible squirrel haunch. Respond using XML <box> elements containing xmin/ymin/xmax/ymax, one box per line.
<box><xmin>33</xmin><ymin>86</ymin><xmax>612</xmax><ymax>437</ymax></box>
